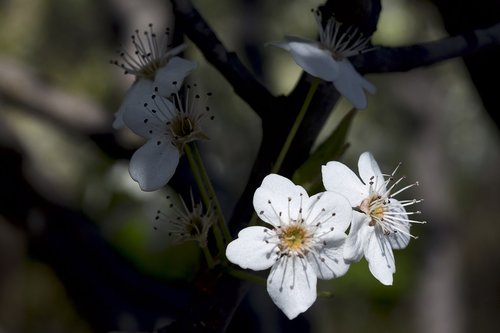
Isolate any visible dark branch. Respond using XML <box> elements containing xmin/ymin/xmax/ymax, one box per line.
<box><xmin>171</xmin><ymin>0</ymin><xmax>277</xmax><ymax>120</ymax></box>
<box><xmin>354</xmin><ymin>22</ymin><xmax>500</xmax><ymax>73</ymax></box>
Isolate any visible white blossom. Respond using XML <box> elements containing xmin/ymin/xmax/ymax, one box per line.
<box><xmin>112</xmin><ymin>24</ymin><xmax>197</xmax><ymax>129</ymax></box>
<box><xmin>124</xmin><ymin>84</ymin><xmax>213</xmax><ymax>191</ymax></box>
<box><xmin>322</xmin><ymin>152</ymin><xmax>425</xmax><ymax>285</ymax></box>
<box><xmin>226</xmin><ymin>174</ymin><xmax>352</xmax><ymax>319</ymax></box>
<box><xmin>154</xmin><ymin>192</ymin><xmax>213</xmax><ymax>247</ymax></box>
<box><xmin>270</xmin><ymin>10</ymin><xmax>375</xmax><ymax>109</ymax></box>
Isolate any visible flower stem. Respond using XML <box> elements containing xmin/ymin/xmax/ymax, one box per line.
<box><xmin>184</xmin><ymin>144</ymin><xmax>225</xmax><ymax>256</ymax></box>
<box><xmin>250</xmin><ymin>78</ymin><xmax>320</xmax><ymax>227</ymax></box>
<box><xmin>191</xmin><ymin>143</ymin><xmax>232</xmax><ymax>244</ymax></box>
<box><xmin>271</xmin><ymin>77</ymin><xmax>320</xmax><ymax>174</ymax></box>
<box><xmin>318</xmin><ymin>290</ymin><xmax>334</xmax><ymax>298</ymax></box>
<box><xmin>227</xmin><ymin>269</ymin><xmax>266</xmax><ymax>286</ymax></box>
<box><xmin>201</xmin><ymin>246</ymin><xmax>215</xmax><ymax>269</ymax></box>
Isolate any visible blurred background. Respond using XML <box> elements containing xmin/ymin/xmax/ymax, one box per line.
<box><xmin>0</xmin><ymin>0</ymin><xmax>499</xmax><ymax>332</ymax></box>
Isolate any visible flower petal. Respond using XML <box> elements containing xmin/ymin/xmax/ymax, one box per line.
<box><xmin>115</xmin><ymin>79</ymin><xmax>154</xmax><ymax>130</ymax></box>
<box><xmin>322</xmin><ymin>162</ymin><xmax>367</xmax><ymax>206</ymax></box>
<box><xmin>154</xmin><ymin>57</ymin><xmax>198</xmax><ymax>97</ymax></box>
<box><xmin>365</xmin><ymin>229</ymin><xmax>395</xmax><ymax>285</ymax></box>
<box><xmin>271</xmin><ymin>36</ymin><xmax>339</xmax><ymax>81</ymax></box>
<box><xmin>306</xmin><ymin>192</ymin><xmax>352</xmax><ymax>233</ymax></box>
<box><xmin>308</xmin><ymin>231</ymin><xmax>349</xmax><ymax>280</ymax></box>
<box><xmin>358</xmin><ymin>152</ymin><xmax>385</xmax><ymax>191</ymax></box>
<box><xmin>225</xmin><ymin>226</ymin><xmax>278</xmax><ymax>271</ymax></box>
<box><xmin>253</xmin><ymin>174</ymin><xmax>308</xmax><ymax>227</ymax></box>
<box><xmin>112</xmin><ymin>109</ymin><xmax>126</xmax><ymax>129</ymax></box>
<box><xmin>129</xmin><ymin>139</ymin><xmax>179</xmax><ymax>191</ymax></box>
<box><xmin>344</xmin><ymin>212</ymin><xmax>371</xmax><ymax>262</ymax></box>
<box><xmin>123</xmin><ymin>94</ymin><xmax>176</xmax><ymax>139</ymax></box>
<box><xmin>333</xmin><ymin>60</ymin><xmax>375</xmax><ymax>109</ymax></box>
<box><xmin>267</xmin><ymin>256</ymin><xmax>317</xmax><ymax>319</ymax></box>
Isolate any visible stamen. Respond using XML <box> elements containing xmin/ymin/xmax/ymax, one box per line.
<box><xmin>111</xmin><ymin>24</ymin><xmax>179</xmax><ymax>78</ymax></box>
<box><xmin>314</xmin><ymin>11</ymin><xmax>373</xmax><ymax>60</ymax></box>
<box><xmin>390</xmin><ymin>181</ymin><xmax>419</xmax><ymax>198</ymax></box>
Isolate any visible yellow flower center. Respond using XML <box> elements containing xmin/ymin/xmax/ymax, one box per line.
<box><xmin>360</xmin><ymin>194</ymin><xmax>385</xmax><ymax>227</ymax></box>
<box><xmin>171</xmin><ymin>116</ymin><xmax>195</xmax><ymax>137</ymax></box>
<box><xmin>279</xmin><ymin>224</ymin><xmax>310</xmax><ymax>252</ymax></box>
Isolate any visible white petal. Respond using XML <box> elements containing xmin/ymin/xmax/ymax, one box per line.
<box><xmin>386</xmin><ymin>199</ymin><xmax>411</xmax><ymax>250</ymax></box>
<box><xmin>153</xmin><ymin>57</ymin><xmax>198</xmax><ymax>97</ymax></box>
<box><xmin>112</xmin><ymin>109</ymin><xmax>126</xmax><ymax>129</ymax></box>
<box><xmin>306</xmin><ymin>192</ymin><xmax>352</xmax><ymax>233</ymax></box>
<box><xmin>225</xmin><ymin>226</ymin><xmax>277</xmax><ymax>271</ymax></box>
<box><xmin>129</xmin><ymin>139</ymin><xmax>179</xmax><ymax>191</ymax></box>
<box><xmin>267</xmin><ymin>256</ymin><xmax>317</xmax><ymax>319</ymax></box>
<box><xmin>308</xmin><ymin>232</ymin><xmax>349</xmax><ymax>280</ymax></box>
<box><xmin>123</xmin><ymin>95</ymin><xmax>176</xmax><ymax>139</ymax></box>
<box><xmin>253</xmin><ymin>174</ymin><xmax>308</xmax><ymax>227</ymax></box>
<box><xmin>344</xmin><ymin>212</ymin><xmax>371</xmax><ymax>262</ymax></box>
<box><xmin>365</xmin><ymin>229</ymin><xmax>395</xmax><ymax>285</ymax></box>
<box><xmin>272</xmin><ymin>36</ymin><xmax>339</xmax><ymax>82</ymax></box>
<box><xmin>358</xmin><ymin>152</ymin><xmax>385</xmax><ymax>192</ymax></box>
<box><xmin>321</xmin><ymin>162</ymin><xmax>367</xmax><ymax>206</ymax></box>
<box><xmin>260</xmin><ymin>173</ymin><xmax>306</xmax><ymax>197</ymax></box>
<box><xmin>116</xmin><ymin>79</ymin><xmax>154</xmax><ymax>130</ymax></box>
<box><xmin>333</xmin><ymin>60</ymin><xmax>375</xmax><ymax>109</ymax></box>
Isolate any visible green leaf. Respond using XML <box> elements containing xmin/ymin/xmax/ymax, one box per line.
<box><xmin>293</xmin><ymin>109</ymin><xmax>357</xmax><ymax>193</ymax></box>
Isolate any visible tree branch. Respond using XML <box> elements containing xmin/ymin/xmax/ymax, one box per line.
<box><xmin>171</xmin><ymin>0</ymin><xmax>277</xmax><ymax>120</ymax></box>
<box><xmin>354</xmin><ymin>22</ymin><xmax>500</xmax><ymax>73</ymax></box>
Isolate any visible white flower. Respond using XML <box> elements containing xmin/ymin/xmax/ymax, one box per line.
<box><xmin>124</xmin><ymin>84</ymin><xmax>213</xmax><ymax>191</ymax></box>
<box><xmin>226</xmin><ymin>174</ymin><xmax>352</xmax><ymax>319</ymax></box>
<box><xmin>112</xmin><ymin>24</ymin><xmax>197</xmax><ymax>129</ymax></box>
<box><xmin>154</xmin><ymin>192</ymin><xmax>214</xmax><ymax>247</ymax></box>
<box><xmin>321</xmin><ymin>152</ymin><xmax>425</xmax><ymax>285</ymax></box>
<box><xmin>270</xmin><ymin>10</ymin><xmax>375</xmax><ymax>109</ymax></box>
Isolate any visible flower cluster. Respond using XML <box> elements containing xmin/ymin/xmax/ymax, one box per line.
<box><xmin>112</xmin><ymin>24</ymin><xmax>197</xmax><ymax>129</ymax></box>
<box><xmin>226</xmin><ymin>152</ymin><xmax>423</xmax><ymax>319</ymax></box>
<box><xmin>110</xmin><ymin>12</ymin><xmax>423</xmax><ymax>324</ymax></box>
<box><xmin>112</xmin><ymin>25</ymin><xmax>215</xmax><ymax>192</ymax></box>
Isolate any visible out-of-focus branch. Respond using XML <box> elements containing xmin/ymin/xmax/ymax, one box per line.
<box><xmin>0</xmin><ymin>56</ymin><xmax>133</xmax><ymax>159</ymax></box>
<box><xmin>430</xmin><ymin>0</ymin><xmax>500</xmax><ymax>129</ymax></box>
<box><xmin>354</xmin><ymin>22</ymin><xmax>500</xmax><ymax>73</ymax></box>
<box><xmin>0</xmin><ymin>56</ymin><xmax>109</xmax><ymax>132</ymax></box>
<box><xmin>0</xmin><ymin>121</ymin><xmax>190</xmax><ymax>333</ymax></box>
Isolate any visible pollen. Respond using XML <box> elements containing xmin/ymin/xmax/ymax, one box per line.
<box><xmin>170</xmin><ymin>116</ymin><xmax>195</xmax><ymax>137</ymax></box>
<box><xmin>278</xmin><ymin>224</ymin><xmax>311</xmax><ymax>252</ymax></box>
<box><xmin>371</xmin><ymin>206</ymin><xmax>384</xmax><ymax>219</ymax></box>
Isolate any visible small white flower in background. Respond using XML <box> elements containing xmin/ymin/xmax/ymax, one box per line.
<box><xmin>270</xmin><ymin>10</ymin><xmax>375</xmax><ymax>109</ymax></box>
<box><xmin>124</xmin><ymin>84</ymin><xmax>213</xmax><ymax>191</ymax></box>
<box><xmin>154</xmin><ymin>192</ymin><xmax>214</xmax><ymax>247</ymax></box>
<box><xmin>322</xmin><ymin>152</ymin><xmax>425</xmax><ymax>285</ymax></box>
<box><xmin>226</xmin><ymin>174</ymin><xmax>352</xmax><ymax>319</ymax></box>
<box><xmin>112</xmin><ymin>24</ymin><xmax>197</xmax><ymax>129</ymax></box>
